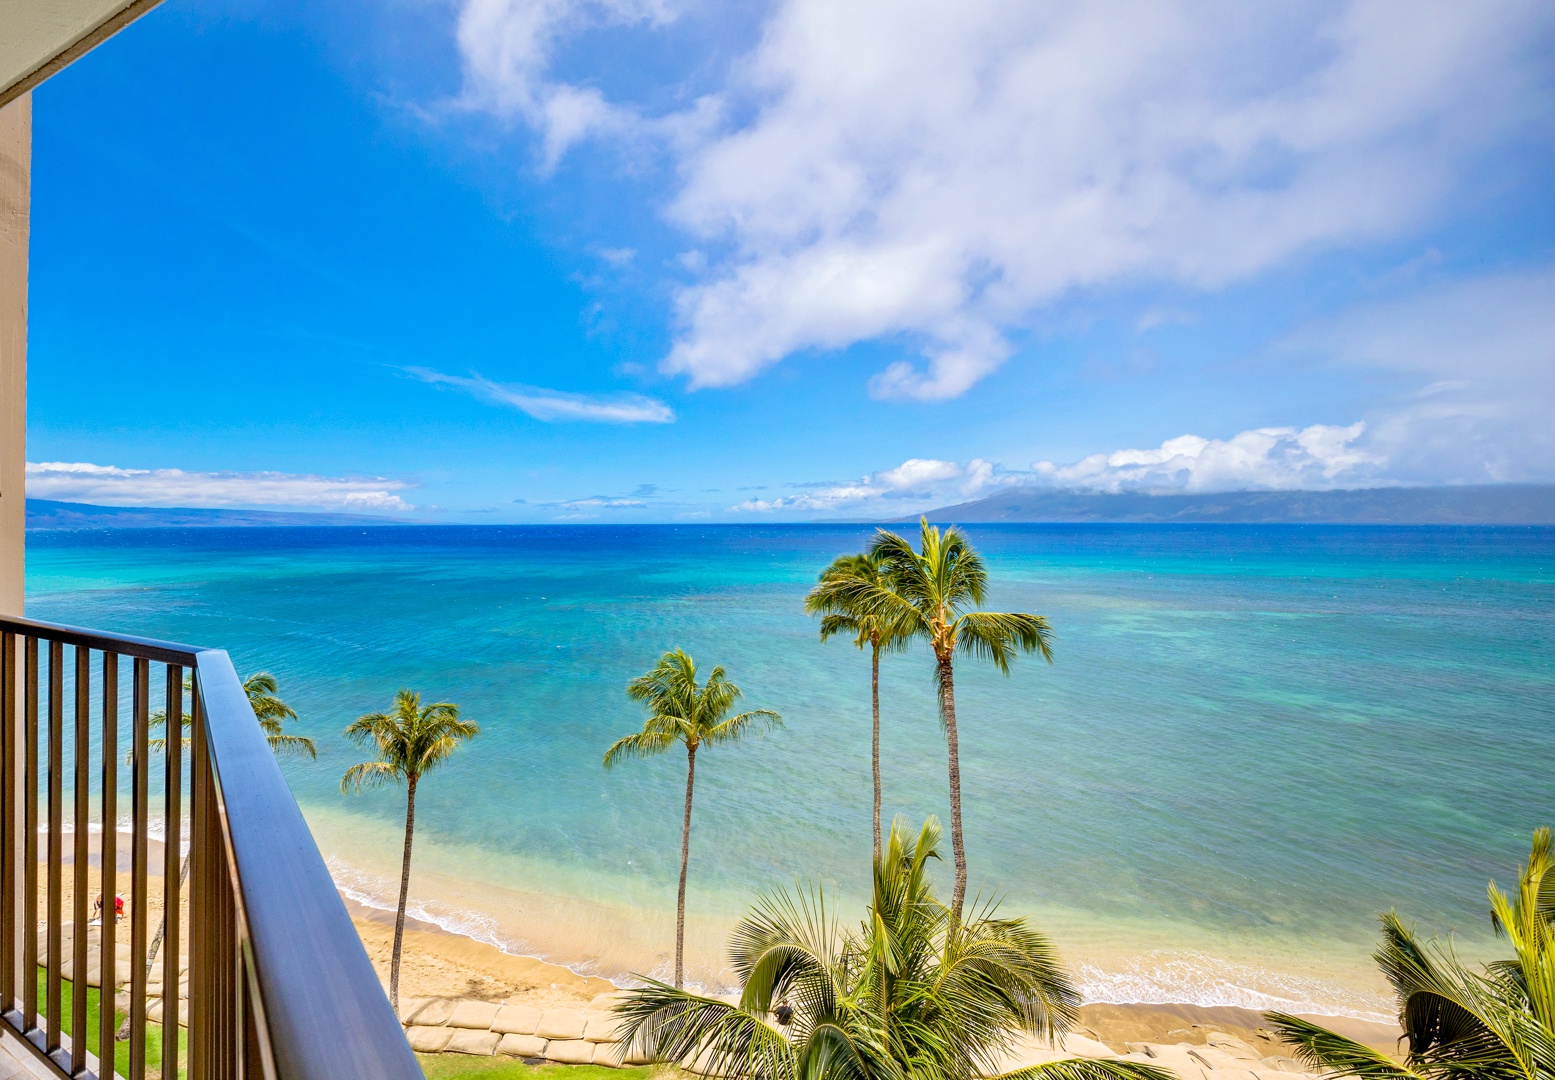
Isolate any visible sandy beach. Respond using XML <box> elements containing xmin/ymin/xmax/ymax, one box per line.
<box><xmin>349</xmin><ymin>899</ymin><xmax>1405</xmax><ymax>1057</ymax></box>
<box><xmin>54</xmin><ymin>827</ymin><xmax>1406</xmax><ymax>1059</ymax></box>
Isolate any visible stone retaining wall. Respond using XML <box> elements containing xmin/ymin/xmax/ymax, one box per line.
<box><xmin>399</xmin><ymin>993</ymin><xmax>649</xmax><ymax>1068</ymax></box>
<box><xmin>402</xmin><ymin>995</ymin><xmax>1328</xmax><ymax>1080</ymax></box>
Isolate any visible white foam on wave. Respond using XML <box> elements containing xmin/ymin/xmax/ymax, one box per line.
<box><xmin>1077</xmin><ymin>952</ymin><xmax>1394</xmax><ymax>1022</ymax></box>
<box><xmin>322</xmin><ymin>855</ymin><xmax>1392</xmax><ymax>1016</ymax></box>
<box><xmin>323</xmin><ymin>855</ymin><xmax>626</xmax><ymax>980</ymax></box>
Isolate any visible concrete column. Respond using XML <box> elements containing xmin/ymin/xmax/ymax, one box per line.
<box><xmin>0</xmin><ymin>93</ymin><xmax>28</xmax><ymax>617</ymax></box>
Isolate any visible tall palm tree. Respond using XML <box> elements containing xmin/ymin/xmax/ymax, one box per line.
<box><xmin>829</xmin><ymin>519</ymin><xmax>1053</xmax><ymax>918</ymax></box>
<box><xmin>1267</xmin><ymin>828</ymin><xmax>1555</xmax><ymax>1080</ymax></box>
<box><xmin>615</xmin><ymin>816</ymin><xmax>1173</xmax><ymax>1080</ymax></box>
<box><xmin>604</xmin><ymin>649</ymin><xmax>782</xmax><ymax>989</ymax></box>
<box><xmin>120</xmin><ymin>672</ymin><xmax>313</xmax><ymax>1040</ymax></box>
<box><xmin>805</xmin><ymin>551</ymin><xmax>908</xmax><ymax>864</ymax></box>
<box><xmin>340</xmin><ymin>690</ymin><xmax>478</xmax><ymax>1011</ymax></box>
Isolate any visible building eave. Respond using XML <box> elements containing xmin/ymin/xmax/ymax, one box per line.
<box><xmin>1</xmin><ymin>0</ymin><xmax>163</xmax><ymax>109</ymax></box>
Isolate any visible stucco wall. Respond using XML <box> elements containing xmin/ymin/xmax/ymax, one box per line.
<box><xmin>0</xmin><ymin>94</ymin><xmax>28</xmax><ymax>617</ymax></box>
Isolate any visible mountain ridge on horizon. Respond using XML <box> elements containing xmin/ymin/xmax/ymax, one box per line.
<box><xmin>910</xmin><ymin>484</ymin><xmax>1555</xmax><ymax>524</ymax></box>
<box><xmin>24</xmin><ymin>499</ymin><xmax>414</xmax><ymax>530</ymax></box>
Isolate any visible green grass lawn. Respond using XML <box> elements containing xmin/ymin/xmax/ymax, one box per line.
<box><xmin>417</xmin><ymin>1055</ymin><xmax>660</xmax><ymax>1080</ymax></box>
<box><xmin>36</xmin><ymin>967</ymin><xmax>183</xmax><ymax>1079</ymax></box>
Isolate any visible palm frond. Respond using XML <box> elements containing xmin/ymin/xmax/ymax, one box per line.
<box><xmin>339</xmin><ymin>760</ymin><xmax>400</xmax><ymax>794</ymax></box>
<box><xmin>993</xmin><ymin>1059</ymin><xmax>1180</xmax><ymax>1080</ymax></box>
<box><xmin>1264</xmin><ymin>1014</ymin><xmax>1419</xmax><ymax>1080</ymax></box>
<box><xmin>1269</xmin><ymin>831</ymin><xmax>1555</xmax><ymax>1080</ymax></box>
<box><xmin>603</xmin><ymin>730</ymin><xmax>677</xmax><ymax>768</ymax></box>
<box><xmin>613</xmin><ymin>980</ymin><xmax>795</xmax><ymax>1079</ymax></box>
<box><xmin>957</xmin><ymin>611</ymin><xmax>1055</xmax><ymax>671</ymax></box>
<box><xmin>263</xmin><ymin>730</ymin><xmax>317</xmax><ymax>758</ymax></box>
<box><xmin>704</xmin><ymin>708</ymin><xmax>783</xmax><ymax>747</ymax></box>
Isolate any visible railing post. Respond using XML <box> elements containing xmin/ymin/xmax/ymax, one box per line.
<box><xmin>130</xmin><ymin>657</ymin><xmax>149</xmax><ymax>1080</ymax></box>
<box><xmin>100</xmin><ymin>651</ymin><xmax>118</xmax><ymax>1075</ymax></box>
<box><xmin>69</xmin><ymin>645</ymin><xmax>88</xmax><ymax>1075</ymax></box>
<box><xmin>21</xmin><ymin>637</ymin><xmax>35</xmax><ymax>1035</ymax></box>
<box><xmin>0</xmin><ymin>631</ymin><xmax>13</xmax><ymax>1018</ymax></box>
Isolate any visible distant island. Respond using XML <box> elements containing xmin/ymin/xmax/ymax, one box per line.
<box><xmin>916</xmin><ymin>485</ymin><xmax>1555</xmax><ymax>524</ymax></box>
<box><xmin>25</xmin><ymin>499</ymin><xmax>411</xmax><ymax>529</ymax></box>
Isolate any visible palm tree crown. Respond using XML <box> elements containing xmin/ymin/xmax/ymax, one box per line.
<box><xmin>1268</xmin><ymin>828</ymin><xmax>1555</xmax><ymax>1080</ymax></box>
<box><xmin>615</xmin><ymin>816</ymin><xmax>1172</xmax><ymax>1080</ymax></box>
<box><xmin>604</xmin><ymin>649</ymin><xmax>781</xmax><ymax>768</ymax></box>
<box><xmin>146</xmin><ymin>671</ymin><xmax>315</xmax><ymax>759</ymax></box>
<box><xmin>242</xmin><ymin>672</ymin><xmax>316</xmax><ymax>758</ymax></box>
<box><xmin>827</xmin><ymin>519</ymin><xmax>1054</xmax><ymax>917</ymax></box>
<box><xmin>852</xmin><ymin>519</ymin><xmax>1054</xmax><ymax>678</ymax></box>
<box><xmin>340</xmin><ymin>689</ymin><xmax>478</xmax><ymax>793</ymax></box>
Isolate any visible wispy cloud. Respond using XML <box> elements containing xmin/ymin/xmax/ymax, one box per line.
<box><xmin>408</xmin><ymin>368</ymin><xmax>675</xmax><ymax>424</ymax></box>
<box><xmin>26</xmin><ymin>462</ymin><xmax>414</xmax><ymax>511</ymax></box>
<box><xmin>557</xmin><ymin>496</ymin><xmax>647</xmax><ymax>509</ymax></box>
<box><xmin>733</xmin><ymin>457</ymin><xmax>1000</xmax><ymax>515</ymax></box>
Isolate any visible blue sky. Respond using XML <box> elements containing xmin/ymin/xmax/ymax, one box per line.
<box><xmin>22</xmin><ymin>0</ymin><xmax>1555</xmax><ymax>521</ymax></box>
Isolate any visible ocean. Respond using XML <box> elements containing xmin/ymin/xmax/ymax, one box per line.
<box><xmin>24</xmin><ymin>523</ymin><xmax>1555</xmax><ymax>1018</ymax></box>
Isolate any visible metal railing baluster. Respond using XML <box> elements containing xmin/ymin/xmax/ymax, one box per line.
<box><xmin>71</xmin><ymin>646</ymin><xmax>89</xmax><ymax>1075</ymax></box>
<box><xmin>189</xmin><ymin>685</ymin><xmax>207</xmax><ymax>1080</ymax></box>
<box><xmin>45</xmin><ymin>640</ymin><xmax>63</xmax><ymax>1060</ymax></box>
<box><xmin>161</xmin><ymin>663</ymin><xmax>183</xmax><ymax>1080</ymax></box>
<box><xmin>130</xmin><ymin>657</ymin><xmax>149</xmax><ymax>1080</ymax></box>
<box><xmin>0</xmin><ymin>631</ymin><xmax>14</xmax><ymax>1018</ymax></box>
<box><xmin>100</xmin><ymin>651</ymin><xmax>119</xmax><ymax>1075</ymax></box>
<box><xmin>21</xmin><ymin>637</ymin><xmax>36</xmax><ymax>1035</ymax></box>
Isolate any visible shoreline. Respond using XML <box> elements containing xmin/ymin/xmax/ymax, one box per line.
<box><xmin>325</xmin><ymin>846</ymin><xmax>1399</xmax><ymax>1023</ymax></box>
<box><xmin>347</xmin><ymin>895</ymin><xmax>1404</xmax><ymax>1055</ymax></box>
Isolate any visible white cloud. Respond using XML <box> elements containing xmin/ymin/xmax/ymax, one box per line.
<box><xmin>455</xmin><ymin>0</ymin><xmax>1552</xmax><ymax>399</ymax></box>
<box><xmin>454</xmin><ymin>0</ymin><xmax>680</xmax><ymax>166</ymax></box>
<box><xmin>1276</xmin><ymin>268</ymin><xmax>1555</xmax><ymax>484</ymax></box>
<box><xmin>26</xmin><ymin>462</ymin><xmax>414</xmax><ymax>511</ymax></box>
<box><xmin>732</xmin><ymin>457</ymin><xmax>1001</xmax><ymax>514</ymax></box>
<box><xmin>1031</xmin><ymin>423</ymin><xmax>1384</xmax><ymax>493</ymax></box>
<box><xmin>408</xmin><ymin>368</ymin><xmax>675</xmax><ymax>423</ymax></box>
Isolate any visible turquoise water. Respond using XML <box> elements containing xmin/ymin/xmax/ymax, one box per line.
<box><xmin>25</xmin><ymin>524</ymin><xmax>1555</xmax><ymax>1016</ymax></box>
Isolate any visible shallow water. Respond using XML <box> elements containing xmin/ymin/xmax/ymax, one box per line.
<box><xmin>25</xmin><ymin>523</ymin><xmax>1555</xmax><ymax>1017</ymax></box>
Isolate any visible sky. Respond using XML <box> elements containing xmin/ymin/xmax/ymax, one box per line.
<box><xmin>21</xmin><ymin>0</ymin><xmax>1555</xmax><ymax>521</ymax></box>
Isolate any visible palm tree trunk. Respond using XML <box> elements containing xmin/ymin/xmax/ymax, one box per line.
<box><xmin>676</xmin><ymin>746</ymin><xmax>696</xmax><ymax>989</ymax></box>
<box><xmin>871</xmin><ymin>642</ymin><xmax>882</xmax><ymax>866</ymax></box>
<box><xmin>938</xmin><ymin>655</ymin><xmax>967</xmax><ymax>920</ymax></box>
<box><xmin>391</xmin><ymin>774</ymin><xmax>418</xmax><ymax>1013</ymax></box>
<box><xmin>116</xmin><ymin>853</ymin><xmax>190</xmax><ymax>1041</ymax></box>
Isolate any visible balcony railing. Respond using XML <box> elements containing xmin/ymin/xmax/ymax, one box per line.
<box><xmin>0</xmin><ymin>615</ymin><xmax>421</xmax><ymax>1080</ymax></box>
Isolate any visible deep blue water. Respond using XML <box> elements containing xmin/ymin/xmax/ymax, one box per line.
<box><xmin>25</xmin><ymin>524</ymin><xmax>1555</xmax><ymax>1014</ymax></box>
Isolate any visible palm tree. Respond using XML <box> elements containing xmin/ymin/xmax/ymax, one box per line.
<box><xmin>805</xmin><ymin>551</ymin><xmax>909</xmax><ymax>866</ymax></box>
<box><xmin>615</xmin><ymin>816</ymin><xmax>1173</xmax><ymax>1080</ymax></box>
<box><xmin>340</xmin><ymin>690</ymin><xmax>478</xmax><ymax>1011</ymax></box>
<box><xmin>144</xmin><ymin>671</ymin><xmax>317</xmax><ymax>758</ymax></box>
<box><xmin>1267</xmin><ymin>828</ymin><xmax>1555</xmax><ymax>1080</ymax></box>
<box><xmin>829</xmin><ymin>519</ymin><xmax>1053</xmax><ymax>918</ymax></box>
<box><xmin>603</xmin><ymin>649</ymin><xmax>782</xmax><ymax>990</ymax></box>
<box><xmin>120</xmin><ymin>671</ymin><xmax>313</xmax><ymax>1040</ymax></box>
